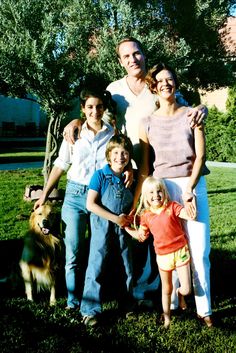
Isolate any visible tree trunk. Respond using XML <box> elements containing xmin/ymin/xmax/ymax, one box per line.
<box><xmin>42</xmin><ymin>112</ymin><xmax>63</xmax><ymax>185</ymax></box>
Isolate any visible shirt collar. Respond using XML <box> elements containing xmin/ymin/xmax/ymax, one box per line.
<box><xmin>102</xmin><ymin>164</ymin><xmax>125</xmax><ymax>182</ymax></box>
<box><xmin>82</xmin><ymin>120</ymin><xmax>112</xmax><ymax>133</ymax></box>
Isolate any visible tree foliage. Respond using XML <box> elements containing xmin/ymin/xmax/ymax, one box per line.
<box><xmin>0</xmin><ymin>0</ymin><xmax>234</xmax><ymax>180</ymax></box>
<box><xmin>0</xmin><ymin>0</ymin><xmax>96</xmax><ymax>182</ymax></box>
<box><xmin>87</xmin><ymin>0</ymin><xmax>235</xmax><ymax>91</ymax></box>
<box><xmin>205</xmin><ymin>106</ymin><xmax>236</xmax><ymax>162</ymax></box>
<box><xmin>226</xmin><ymin>84</ymin><xmax>236</xmax><ymax>118</ymax></box>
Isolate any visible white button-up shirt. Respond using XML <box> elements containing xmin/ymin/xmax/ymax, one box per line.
<box><xmin>54</xmin><ymin>121</ymin><xmax>114</xmax><ymax>185</ymax></box>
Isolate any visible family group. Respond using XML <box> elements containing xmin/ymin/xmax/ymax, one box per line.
<box><xmin>34</xmin><ymin>37</ymin><xmax>212</xmax><ymax>329</ymax></box>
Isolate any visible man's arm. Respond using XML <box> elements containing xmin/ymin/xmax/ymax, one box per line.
<box><xmin>188</xmin><ymin>104</ymin><xmax>208</xmax><ymax>129</ymax></box>
<box><xmin>132</xmin><ymin>123</ymin><xmax>150</xmax><ymax>208</ymax></box>
<box><xmin>63</xmin><ymin>118</ymin><xmax>84</xmax><ymax>144</ymax></box>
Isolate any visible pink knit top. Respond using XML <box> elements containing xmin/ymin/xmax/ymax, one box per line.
<box><xmin>141</xmin><ymin>108</ymin><xmax>195</xmax><ymax>178</ymax></box>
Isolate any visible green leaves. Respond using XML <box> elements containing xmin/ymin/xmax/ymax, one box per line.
<box><xmin>0</xmin><ymin>0</ymin><xmax>233</xmax><ymax>105</ymax></box>
<box><xmin>205</xmin><ymin>106</ymin><xmax>236</xmax><ymax>162</ymax></box>
<box><xmin>0</xmin><ymin>0</ymin><xmax>234</xmax><ymax>179</ymax></box>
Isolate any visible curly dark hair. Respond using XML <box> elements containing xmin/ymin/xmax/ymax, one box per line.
<box><xmin>145</xmin><ymin>63</ymin><xmax>179</xmax><ymax>94</ymax></box>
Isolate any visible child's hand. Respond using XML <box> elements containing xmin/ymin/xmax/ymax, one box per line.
<box><xmin>127</xmin><ymin>209</ymin><xmax>135</xmax><ymax>224</ymax></box>
<box><xmin>124</xmin><ymin>226</ymin><xmax>142</xmax><ymax>241</ymax></box>
<box><xmin>138</xmin><ymin>228</ymin><xmax>148</xmax><ymax>242</ymax></box>
<box><xmin>128</xmin><ymin>208</ymin><xmax>140</xmax><ymax>226</ymax></box>
<box><xmin>124</xmin><ymin>226</ymin><xmax>138</xmax><ymax>239</ymax></box>
<box><xmin>117</xmin><ymin>213</ymin><xmax>130</xmax><ymax>228</ymax></box>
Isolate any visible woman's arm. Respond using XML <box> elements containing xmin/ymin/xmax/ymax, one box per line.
<box><xmin>86</xmin><ymin>189</ymin><xmax>130</xmax><ymax>227</ymax></box>
<box><xmin>132</xmin><ymin>123</ymin><xmax>150</xmax><ymax>208</ymax></box>
<box><xmin>186</xmin><ymin>123</ymin><xmax>206</xmax><ymax>193</ymax></box>
<box><xmin>182</xmin><ymin>123</ymin><xmax>206</xmax><ymax>214</ymax></box>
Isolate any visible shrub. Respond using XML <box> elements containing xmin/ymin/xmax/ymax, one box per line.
<box><xmin>205</xmin><ymin>106</ymin><xmax>236</xmax><ymax>162</ymax></box>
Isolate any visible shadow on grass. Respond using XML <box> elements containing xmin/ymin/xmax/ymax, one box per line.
<box><xmin>208</xmin><ymin>187</ymin><xmax>236</xmax><ymax>195</ymax></box>
<box><xmin>210</xmin><ymin>231</ymin><xmax>236</xmax><ymax>243</ymax></box>
<box><xmin>0</xmin><ymin>239</ymin><xmax>24</xmax><ymax>288</ymax></box>
<box><xmin>210</xmin><ymin>247</ymin><xmax>236</xmax><ymax>330</ymax></box>
<box><xmin>0</xmin><ymin>240</ymin><xmax>236</xmax><ymax>352</ymax></box>
<box><xmin>0</xmin><ymin>296</ymin><xmax>149</xmax><ymax>353</ymax></box>
<box><xmin>210</xmin><ymin>248</ymin><xmax>236</xmax><ymax>297</ymax></box>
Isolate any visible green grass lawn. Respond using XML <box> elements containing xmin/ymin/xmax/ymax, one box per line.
<box><xmin>0</xmin><ymin>166</ymin><xmax>235</xmax><ymax>353</ymax></box>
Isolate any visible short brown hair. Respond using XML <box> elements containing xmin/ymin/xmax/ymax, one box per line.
<box><xmin>105</xmin><ymin>134</ymin><xmax>133</xmax><ymax>163</ymax></box>
<box><xmin>116</xmin><ymin>37</ymin><xmax>145</xmax><ymax>58</ymax></box>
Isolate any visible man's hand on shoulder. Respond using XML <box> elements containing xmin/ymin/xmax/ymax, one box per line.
<box><xmin>63</xmin><ymin>119</ymin><xmax>83</xmax><ymax>144</ymax></box>
<box><xmin>188</xmin><ymin>105</ymin><xmax>208</xmax><ymax>129</ymax></box>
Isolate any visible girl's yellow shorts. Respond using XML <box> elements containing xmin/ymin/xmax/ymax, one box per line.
<box><xmin>156</xmin><ymin>244</ymin><xmax>190</xmax><ymax>272</ymax></box>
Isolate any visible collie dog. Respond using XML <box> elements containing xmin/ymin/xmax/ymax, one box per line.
<box><xmin>19</xmin><ymin>203</ymin><xmax>61</xmax><ymax>305</ymax></box>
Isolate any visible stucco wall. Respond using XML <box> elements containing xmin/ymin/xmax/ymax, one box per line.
<box><xmin>200</xmin><ymin>87</ymin><xmax>228</xmax><ymax>112</ymax></box>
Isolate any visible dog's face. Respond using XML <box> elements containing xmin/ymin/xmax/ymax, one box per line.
<box><xmin>30</xmin><ymin>204</ymin><xmax>56</xmax><ymax>236</ymax></box>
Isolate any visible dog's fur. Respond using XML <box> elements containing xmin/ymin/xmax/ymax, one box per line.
<box><xmin>19</xmin><ymin>203</ymin><xmax>61</xmax><ymax>305</ymax></box>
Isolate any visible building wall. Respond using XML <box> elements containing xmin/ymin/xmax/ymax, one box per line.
<box><xmin>200</xmin><ymin>88</ymin><xmax>228</xmax><ymax>112</ymax></box>
<box><xmin>199</xmin><ymin>17</ymin><xmax>236</xmax><ymax>113</ymax></box>
<box><xmin>0</xmin><ymin>95</ymin><xmax>46</xmax><ymax>136</ymax></box>
<box><xmin>220</xmin><ymin>16</ymin><xmax>236</xmax><ymax>55</ymax></box>
<box><xmin>0</xmin><ymin>95</ymin><xmax>41</xmax><ymax>124</ymax></box>
<box><xmin>0</xmin><ymin>94</ymin><xmax>80</xmax><ymax>137</ymax></box>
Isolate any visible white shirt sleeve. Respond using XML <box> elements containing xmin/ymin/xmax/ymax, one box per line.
<box><xmin>53</xmin><ymin>139</ymin><xmax>72</xmax><ymax>172</ymax></box>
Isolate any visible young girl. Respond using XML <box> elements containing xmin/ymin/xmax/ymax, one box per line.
<box><xmin>80</xmin><ymin>134</ymin><xmax>134</xmax><ymax>327</ymax></box>
<box><xmin>34</xmin><ymin>87</ymin><xmax>115</xmax><ymax>310</ymax></box>
<box><xmin>126</xmin><ymin>176</ymin><xmax>196</xmax><ymax>329</ymax></box>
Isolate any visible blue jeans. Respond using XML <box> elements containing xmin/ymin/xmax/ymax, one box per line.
<box><xmin>80</xmin><ymin>176</ymin><xmax>133</xmax><ymax>316</ymax></box>
<box><xmin>61</xmin><ymin>180</ymin><xmax>90</xmax><ymax>308</ymax></box>
<box><xmin>132</xmin><ymin>238</ymin><xmax>160</xmax><ymax>301</ymax></box>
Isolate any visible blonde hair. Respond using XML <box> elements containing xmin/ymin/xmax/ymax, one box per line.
<box><xmin>134</xmin><ymin>176</ymin><xmax>170</xmax><ymax>228</ymax></box>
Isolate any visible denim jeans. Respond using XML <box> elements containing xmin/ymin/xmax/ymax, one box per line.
<box><xmin>164</xmin><ymin>176</ymin><xmax>212</xmax><ymax>317</ymax></box>
<box><xmin>131</xmin><ymin>237</ymin><xmax>160</xmax><ymax>302</ymax></box>
<box><xmin>131</xmin><ymin>170</ymin><xmax>160</xmax><ymax>302</ymax></box>
<box><xmin>80</xmin><ymin>176</ymin><xmax>133</xmax><ymax>316</ymax></box>
<box><xmin>61</xmin><ymin>180</ymin><xmax>89</xmax><ymax>308</ymax></box>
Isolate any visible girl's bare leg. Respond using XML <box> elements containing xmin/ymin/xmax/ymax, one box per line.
<box><xmin>159</xmin><ymin>269</ymin><xmax>173</xmax><ymax>328</ymax></box>
<box><xmin>176</xmin><ymin>263</ymin><xmax>191</xmax><ymax>310</ymax></box>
